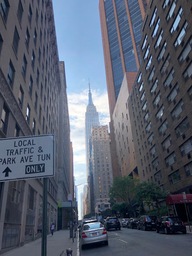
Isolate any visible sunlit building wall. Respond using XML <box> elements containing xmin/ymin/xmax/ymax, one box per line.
<box><xmin>91</xmin><ymin>126</ymin><xmax>113</xmax><ymax>214</ymax></box>
<box><xmin>129</xmin><ymin>0</ymin><xmax>192</xmax><ymax>195</ymax></box>
<box><xmin>0</xmin><ymin>0</ymin><xmax>71</xmax><ymax>250</ymax></box>
<box><xmin>99</xmin><ymin>0</ymin><xmax>149</xmax><ymax>178</ymax></box>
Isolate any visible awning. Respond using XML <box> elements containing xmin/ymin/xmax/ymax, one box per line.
<box><xmin>166</xmin><ymin>194</ymin><xmax>192</xmax><ymax>205</ymax></box>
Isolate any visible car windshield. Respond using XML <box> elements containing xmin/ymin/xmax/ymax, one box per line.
<box><xmin>83</xmin><ymin>222</ymin><xmax>103</xmax><ymax>230</ymax></box>
<box><xmin>168</xmin><ymin>217</ymin><xmax>181</xmax><ymax>222</ymax></box>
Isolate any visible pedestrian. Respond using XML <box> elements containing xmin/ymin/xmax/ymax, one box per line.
<box><xmin>50</xmin><ymin>222</ymin><xmax>55</xmax><ymax>236</ymax></box>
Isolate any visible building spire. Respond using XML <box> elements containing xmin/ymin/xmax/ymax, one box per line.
<box><xmin>88</xmin><ymin>81</ymin><xmax>93</xmax><ymax>105</ymax></box>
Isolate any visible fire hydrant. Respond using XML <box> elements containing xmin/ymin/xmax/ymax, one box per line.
<box><xmin>66</xmin><ymin>248</ymin><xmax>73</xmax><ymax>256</ymax></box>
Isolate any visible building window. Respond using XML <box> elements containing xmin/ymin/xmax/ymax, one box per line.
<box><xmin>34</xmin><ymin>92</ymin><xmax>38</xmax><ymax>111</ymax></box>
<box><xmin>150</xmin><ymin>79</ymin><xmax>158</xmax><ymax>94</ymax></box>
<box><xmin>26</xmin><ymin>105</ymin><xmax>30</xmax><ymax>124</ymax></box>
<box><xmin>7</xmin><ymin>60</ymin><xmax>15</xmax><ymax>86</ymax></box>
<box><xmin>150</xmin><ymin>7</ymin><xmax>157</xmax><ymax>27</ymax></box>
<box><xmin>162</xmin><ymin>136</ymin><xmax>171</xmax><ymax>151</ymax></box>
<box><xmin>157</xmin><ymin>42</ymin><xmax>167</xmax><ymax>61</ymax></box>
<box><xmin>29</xmin><ymin>76</ymin><xmax>33</xmax><ymax>97</ymax></box>
<box><xmin>146</xmin><ymin>122</ymin><xmax>151</xmax><ymax>133</ymax></box>
<box><xmin>174</xmin><ymin>21</ymin><xmax>188</xmax><ymax>48</ymax></box>
<box><xmin>32</xmin><ymin>119</ymin><xmax>36</xmax><ymax>134</ymax></box>
<box><xmin>36</xmin><ymin>68</ymin><xmax>39</xmax><ymax>85</ymax></box>
<box><xmin>168</xmin><ymin>170</ymin><xmax>181</xmax><ymax>184</ymax></box>
<box><xmin>39</xmin><ymin>106</ymin><xmax>42</xmax><ymax>123</ymax></box>
<box><xmin>25</xmin><ymin>28</ymin><xmax>30</xmax><ymax>49</ymax></box>
<box><xmin>17</xmin><ymin>0</ymin><xmax>23</xmax><ymax>24</ymax></box>
<box><xmin>146</xmin><ymin>55</ymin><xmax>152</xmax><ymax>70</ymax></box>
<box><xmin>28</xmin><ymin>4</ymin><xmax>32</xmax><ymax>24</ymax></box>
<box><xmin>166</xmin><ymin>0</ymin><xmax>177</xmax><ymax>21</ymax></box>
<box><xmin>165</xmin><ymin>152</ymin><xmax>176</xmax><ymax>166</ymax></box>
<box><xmin>158</xmin><ymin>120</ymin><xmax>168</xmax><ymax>135</ymax></box>
<box><xmin>144</xmin><ymin>45</ymin><xmax>150</xmax><ymax>60</ymax></box>
<box><xmin>153</xmin><ymin>93</ymin><xmax>161</xmax><ymax>107</ymax></box>
<box><xmin>31</xmin><ymin>51</ymin><xmax>35</xmax><ymax>69</ymax></box>
<box><xmin>34</xmin><ymin>28</ymin><xmax>37</xmax><ymax>45</ymax></box>
<box><xmin>150</xmin><ymin>145</ymin><xmax>156</xmax><ymax>158</ymax></box>
<box><xmin>162</xmin><ymin>0</ymin><xmax>170</xmax><ymax>9</ymax></box>
<box><xmin>175</xmin><ymin>117</ymin><xmax>190</xmax><ymax>138</ymax></box>
<box><xmin>12</xmin><ymin>27</ymin><xmax>20</xmax><ymax>55</ymax></box>
<box><xmin>164</xmin><ymin>68</ymin><xmax>175</xmax><ymax>87</ymax></box>
<box><xmin>0</xmin><ymin>0</ymin><xmax>10</xmax><ymax>22</ymax></box>
<box><xmin>14</xmin><ymin>124</ymin><xmax>20</xmax><ymax>137</ymax></box>
<box><xmin>161</xmin><ymin>54</ymin><xmax>170</xmax><ymax>74</ymax></box>
<box><xmin>152</xmin><ymin>18</ymin><xmax>160</xmax><ymax>38</ymax></box>
<box><xmin>18</xmin><ymin>85</ymin><xmax>24</xmax><ymax>108</ymax></box>
<box><xmin>171</xmin><ymin>100</ymin><xmax>184</xmax><ymax>119</ymax></box>
<box><xmin>148</xmin><ymin>67</ymin><xmax>155</xmax><ymax>81</ymax></box>
<box><xmin>184</xmin><ymin>162</ymin><xmax>192</xmax><ymax>176</ymax></box>
<box><xmin>142</xmin><ymin>101</ymin><xmax>147</xmax><ymax>112</ymax></box>
<box><xmin>155</xmin><ymin>30</ymin><xmax>163</xmax><ymax>49</ymax></box>
<box><xmin>178</xmin><ymin>37</ymin><xmax>192</xmax><ymax>62</ymax></box>
<box><xmin>139</xmin><ymin>82</ymin><xmax>144</xmax><ymax>92</ymax></box>
<box><xmin>167</xmin><ymin>84</ymin><xmax>179</xmax><ymax>103</ymax></box>
<box><xmin>21</xmin><ymin>54</ymin><xmax>27</xmax><ymax>78</ymax></box>
<box><xmin>170</xmin><ymin>7</ymin><xmax>183</xmax><ymax>34</ymax></box>
<box><xmin>141</xmin><ymin>35</ymin><xmax>148</xmax><ymax>50</ymax></box>
<box><xmin>156</xmin><ymin>106</ymin><xmax>164</xmax><ymax>120</ymax></box>
<box><xmin>0</xmin><ymin>104</ymin><xmax>9</xmax><ymax>134</ymax></box>
<box><xmin>148</xmin><ymin>133</ymin><xmax>154</xmax><ymax>145</ymax></box>
<box><xmin>180</xmin><ymin>138</ymin><xmax>192</xmax><ymax>156</ymax></box>
<box><xmin>183</xmin><ymin>62</ymin><xmax>192</xmax><ymax>80</ymax></box>
<box><xmin>140</xmin><ymin>91</ymin><xmax>145</xmax><ymax>102</ymax></box>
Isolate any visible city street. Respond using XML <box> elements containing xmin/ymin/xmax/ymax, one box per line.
<box><xmin>80</xmin><ymin>228</ymin><xmax>192</xmax><ymax>256</ymax></box>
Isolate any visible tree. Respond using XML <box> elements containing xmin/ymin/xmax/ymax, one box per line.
<box><xmin>110</xmin><ymin>176</ymin><xmax>137</xmax><ymax>204</ymax></box>
<box><xmin>135</xmin><ymin>181</ymin><xmax>167</xmax><ymax>214</ymax></box>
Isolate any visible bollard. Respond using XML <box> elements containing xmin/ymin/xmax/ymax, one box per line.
<box><xmin>66</xmin><ymin>248</ymin><xmax>73</xmax><ymax>256</ymax></box>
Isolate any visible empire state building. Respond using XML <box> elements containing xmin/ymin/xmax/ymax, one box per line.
<box><xmin>85</xmin><ymin>86</ymin><xmax>99</xmax><ymax>215</ymax></box>
<box><xmin>85</xmin><ymin>86</ymin><xmax>100</xmax><ymax>177</ymax></box>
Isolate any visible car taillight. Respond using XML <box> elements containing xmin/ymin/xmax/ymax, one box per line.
<box><xmin>102</xmin><ymin>229</ymin><xmax>107</xmax><ymax>234</ymax></box>
<box><xmin>81</xmin><ymin>232</ymin><xmax>87</xmax><ymax>238</ymax></box>
<box><xmin>165</xmin><ymin>221</ymin><xmax>171</xmax><ymax>227</ymax></box>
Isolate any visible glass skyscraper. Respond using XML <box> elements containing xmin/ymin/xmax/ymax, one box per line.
<box><xmin>99</xmin><ymin>0</ymin><xmax>148</xmax><ymax>116</ymax></box>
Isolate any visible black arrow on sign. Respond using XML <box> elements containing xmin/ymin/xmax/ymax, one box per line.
<box><xmin>2</xmin><ymin>167</ymin><xmax>12</xmax><ymax>177</ymax></box>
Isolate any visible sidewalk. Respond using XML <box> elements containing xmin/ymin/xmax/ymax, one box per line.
<box><xmin>1</xmin><ymin>229</ymin><xmax>79</xmax><ymax>256</ymax></box>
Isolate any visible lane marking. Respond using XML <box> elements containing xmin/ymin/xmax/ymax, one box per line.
<box><xmin>118</xmin><ymin>239</ymin><xmax>127</xmax><ymax>244</ymax></box>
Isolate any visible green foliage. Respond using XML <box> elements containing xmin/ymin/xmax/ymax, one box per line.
<box><xmin>110</xmin><ymin>177</ymin><xmax>168</xmax><ymax>217</ymax></box>
<box><xmin>110</xmin><ymin>176</ymin><xmax>137</xmax><ymax>204</ymax></box>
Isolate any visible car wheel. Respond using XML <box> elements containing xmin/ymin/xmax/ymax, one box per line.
<box><xmin>156</xmin><ymin>228</ymin><xmax>159</xmax><ymax>233</ymax></box>
<box><xmin>119</xmin><ymin>227</ymin><xmax>121</xmax><ymax>230</ymax></box>
<box><xmin>183</xmin><ymin>230</ymin><xmax>187</xmax><ymax>234</ymax></box>
<box><xmin>105</xmin><ymin>241</ymin><xmax>108</xmax><ymax>246</ymax></box>
<box><xmin>81</xmin><ymin>245</ymin><xmax>85</xmax><ymax>250</ymax></box>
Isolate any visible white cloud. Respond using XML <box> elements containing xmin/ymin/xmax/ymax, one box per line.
<box><xmin>68</xmin><ymin>89</ymin><xmax>110</xmax><ymax>183</ymax></box>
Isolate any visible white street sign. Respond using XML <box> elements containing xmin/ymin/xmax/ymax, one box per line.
<box><xmin>0</xmin><ymin>135</ymin><xmax>54</xmax><ymax>181</ymax></box>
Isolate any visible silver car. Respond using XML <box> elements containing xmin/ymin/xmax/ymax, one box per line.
<box><xmin>80</xmin><ymin>221</ymin><xmax>108</xmax><ymax>249</ymax></box>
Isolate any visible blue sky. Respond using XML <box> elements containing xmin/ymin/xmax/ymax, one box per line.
<box><xmin>52</xmin><ymin>0</ymin><xmax>110</xmax><ymax>217</ymax></box>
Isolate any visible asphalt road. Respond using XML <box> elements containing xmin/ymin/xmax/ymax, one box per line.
<box><xmin>80</xmin><ymin>227</ymin><xmax>192</xmax><ymax>256</ymax></box>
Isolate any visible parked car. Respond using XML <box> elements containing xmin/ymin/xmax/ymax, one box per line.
<box><xmin>105</xmin><ymin>217</ymin><xmax>121</xmax><ymax>230</ymax></box>
<box><xmin>137</xmin><ymin>215</ymin><xmax>157</xmax><ymax>231</ymax></box>
<box><xmin>127</xmin><ymin>218</ymin><xmax>139</xmax><ymax>229</ymax></box>
<box><xmin>156</xmin><ymin>216</ymin><xmax>186</xmax><ymax>234</ymax></box>
<box><xmin>121</xmin><ymin>218</ymin><xmax>129</xmax><ymax>227</ymax></box>
<box><xmin>80</xmin><ymin>221</ymin><xmax>108</xmax><ymax>249</ymax></box>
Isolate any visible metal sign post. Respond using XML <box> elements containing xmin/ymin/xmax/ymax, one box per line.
<box><xmin>41</xmin><ymin>178</ymin><xmax>48</xmax><ymax>256</ymax></box>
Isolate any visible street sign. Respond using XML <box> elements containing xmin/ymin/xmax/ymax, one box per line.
<box><xmin>0</xmin><ymin>135</ymin><xmax>54</xmax><ymax>181</ymax></box>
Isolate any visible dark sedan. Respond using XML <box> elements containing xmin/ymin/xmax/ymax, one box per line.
<box><xmin>105</xmin><ymin>217</ymin><xmax>121</xmax><ymax>231</ymax></box>
<box><xmin>156</xmin><ymin>216</ymin><xmax>186</xmax><ymax>234</ymax></box>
